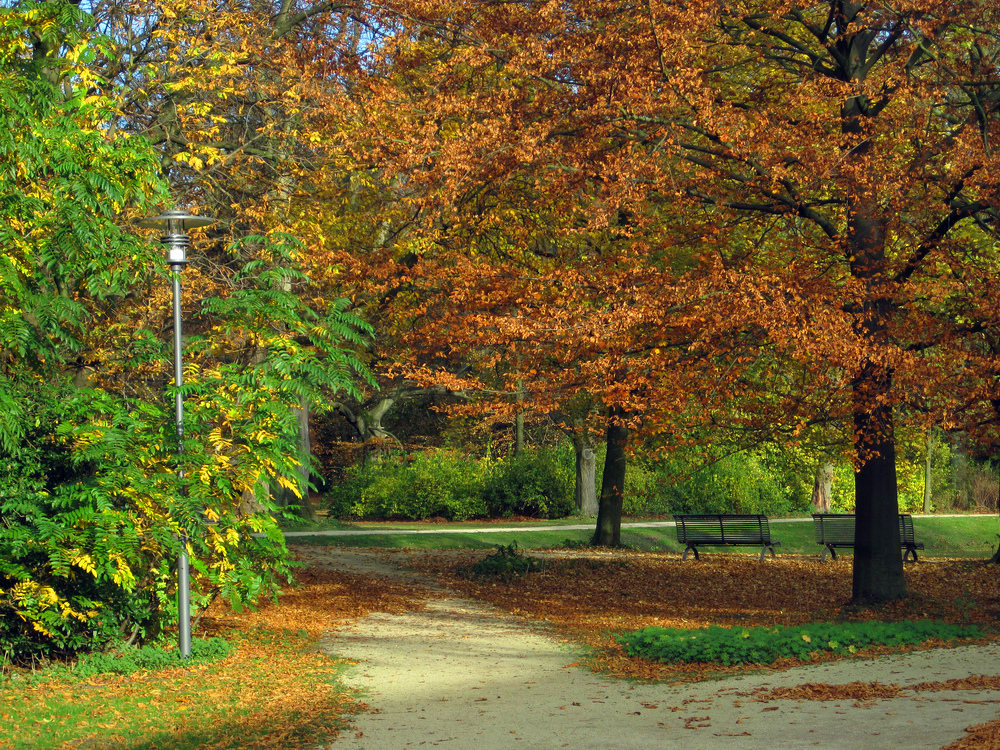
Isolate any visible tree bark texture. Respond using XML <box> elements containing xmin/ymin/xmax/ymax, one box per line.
<box><xmin>811</xmin><ymin>461</ymin><xmax>834</xmax><ymax>513</ymax></box>
<box><xmin>923</xmin><ymin>429</ymin><xmax>935</xmax><ymax>514</ymax></box>
<box><xmin>593</xmin><ymin>416</ymin><xmax>627</xmax><ymax>546</ymax></box>
<box><xmin>293</xmin><ymin>399</ymin><xmax>318</xmax><ymax>521</ymax></box>
<box><xmin>575</xmin><ymin>443</ymin><xmax>598</xmax><ymax>516</ymax></box>
<box><xmin>851</xmin><ymin>363</ymin><xmax>905</xmax><ymax>603</ymax></box>
<box><xmin>843</xmin><ymin>93</ymin><xmax>905</xmax><ymax>604</ymax></box>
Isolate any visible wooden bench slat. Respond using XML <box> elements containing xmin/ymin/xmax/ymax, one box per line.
<box><xmin>812</xmin><ymin>513</ymin><xmax>924</xmax><ymax>562</ymax></box>
<box><xmin>673</xmin><ymin>513</ymin><xmax>779</xmax><ymax>561</ymax></box>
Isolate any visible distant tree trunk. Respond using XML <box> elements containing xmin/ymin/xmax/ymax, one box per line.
<box><xmin>337</xmin><ymin>383</ymin><xmax>458</xmax><ymax>461</ymax></box>
<box><xmin>950</xmin><ymin>432</ymin><xmax>970</xmax><ymax>509</ymax></box>
<box><xmin>293</xmin><ymin>399</ymin><xmax>318</xmax><ymax>520</ymax></box>
<box><xmin>555</xmin><ymin>404</ymin><xmax>599</xmax><ymax>517</ymax></box>
<box><xmin>572</xmin><ymin>423</ymin><xmax>598</xmax><ymax>516</ymax></box>
<box><xmin>811</xmin><ymin>461</ymin><xmax>834</xmax><ymax>513</ymax></box>
<box><xmin>923</xmin><ymin>429</ymin><xmax>936</xmax><ymax>514</ymax></box>
<box><xmin>359</xmin><ymin>396</ymin><xmax>397</xmax><ymax>442</ymax></box>
<box><xmin>593</xmin><ymin>412</ymin><xmax>627</xmax><ymax>546</ymax></box>
<box><xmin>269</xmin><ymin>400</ymin><xmax>318</xmax><ymax>520</ymax></box>
<box><xmin>338</xmin><ymin>394</ymin><xmax>401</xmax><ymax>464</ymax></box>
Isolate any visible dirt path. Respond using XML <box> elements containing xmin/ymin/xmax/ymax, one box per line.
<box><xmin>304</xmin><ymin>548</ymin><xmax>1000</xmax><ymax>750</ymax></box>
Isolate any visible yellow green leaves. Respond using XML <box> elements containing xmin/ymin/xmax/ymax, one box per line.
<box><xmin>0</xmin><ymin>3</ymin><xmax>378</xmax><ymax>663</ymax></box>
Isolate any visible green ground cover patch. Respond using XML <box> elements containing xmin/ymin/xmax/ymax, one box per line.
<box><xmin>11</xmin><ymin>637</ymin><xmax>233</xmax><ymax>684</ymax></box>
<box><xmin>619</xmin><ymin>620</ymin><xmax>986</xmax><ymax>666</ymax></box>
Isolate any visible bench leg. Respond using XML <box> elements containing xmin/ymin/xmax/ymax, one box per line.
<box><xmin>759</xmin><ymin>545</ymin><xmax>775</xmax><ymax>561</ymax></box>
<box><xmin>682</xmin><ymin>545</ymin><xmax>699</xmax><ymax>561</ymax></box>
<box><xmin>902</xmin><ymin>547</ymin><xmax>918</xmax><ymax>563</ymax></box>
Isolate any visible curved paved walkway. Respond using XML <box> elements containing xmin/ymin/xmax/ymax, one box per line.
<box><xmin>310</xmin><ymin>549</ymin><xmax>1000</xmax><ymax>750</ymax></box>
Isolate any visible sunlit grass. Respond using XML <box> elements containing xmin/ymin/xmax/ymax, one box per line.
<box><xmin>289</xmin><ymin>514</ymin><xmax>1000</xmax><ymax>559</ymax></box>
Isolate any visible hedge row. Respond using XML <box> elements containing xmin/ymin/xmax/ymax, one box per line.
<box><xmin>325</xmin><ymin>445</ymin><xmax>811</xmax><ymax>521</ymax></box>
<box><xmin>326</xmin><ymin>448</ymin><xmax>574</xmax><ymax>520</ymax></box>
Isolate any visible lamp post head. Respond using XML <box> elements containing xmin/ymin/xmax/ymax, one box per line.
<box><xmin>138</xmin><ymin>209</ymin><xmax>215</xmax><ymax>266</ymax></box>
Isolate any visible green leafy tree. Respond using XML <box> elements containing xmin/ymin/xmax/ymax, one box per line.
<box><xmin>0</xmin><ymin>5</ymin><xmax>373</xmax><ymax>661</ymax></box>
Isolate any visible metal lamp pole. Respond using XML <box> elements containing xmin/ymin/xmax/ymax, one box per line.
<box><xmin>139</xmin><ymin>209</ymin><xmax>214</xmax><ymax>659</ymax></box>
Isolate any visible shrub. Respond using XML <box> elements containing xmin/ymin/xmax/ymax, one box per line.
<box><xmin>480</xmin><ymin>449</ymin><xmax>574</xmax><ymax>519</ymax></box>
<box><xmin>329</xmin><ymin>449</ymin><xmax>488</xmax><ymax>521</ymax></box>
<box><xmin>0</xmin><ymin>379</ymin><xmax>304</xmax><ymax>665</ymax></box>
<box><xmin>623</xmin><ymin>453</ymin><xmax>807</xmax><ymax>517</ymax></box>
<box><xmin>463</xmin><ymin>543</ymin><xmax>545</xmax><ymax>582</ymax></box>
<box><xmin>328</xmin><ymin>447</ymin><xmax>574</xmax><ymax>521</ymax></box>
<box><xmin>618</xmin><ymin>620</ymin><xmax>984</xmax><ymax>666</ymax></box>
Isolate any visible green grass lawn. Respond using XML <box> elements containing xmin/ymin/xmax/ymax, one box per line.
<box><xmin>289</xmin><ymin>514</ymin><xmax>1000</xmax><ymax>559</ymax></box>
<box><xmin>282</xmin><ymin>515</ymin><xmax>601</xmax><ymax>532</ymax></box>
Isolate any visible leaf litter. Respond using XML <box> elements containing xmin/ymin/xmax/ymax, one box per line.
<box><xmin>1</xmin><ymin>562</ymin><xmax>430</xmax><ymax>750</ymax></box>
<box><xmin>6</xmin><ymin>546</ymin><xmax>999</xmax><ymax>749</ymax></box>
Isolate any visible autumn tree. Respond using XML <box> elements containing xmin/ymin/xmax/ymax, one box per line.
<box><xmin>49</xmin><ymin>0</ymin><xmax>404</xmax><ymax>518</ymax></box>
<box><xmin>632</xmin><ymin>0</ymin><xmax>1000</xmax><ymax>602</ymax></box>
<box><xmin>338</xmin><ymin>0</ymin><xmax>1000</xmax><ymax>601</ymax></box>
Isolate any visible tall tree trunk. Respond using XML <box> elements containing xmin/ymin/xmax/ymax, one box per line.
<box><xmin>292</xmin><ymin>399</ymin><xmax>318</xmax><ymax>521</ymax></box>
<box><xmin>593</xmin><ymin>413</ymin><xmax>627</xmax><ymax>546</ymax></box>
<box><xmin>811</xmin><ymin>461</ymin><xmax>834</xmax><ymax>513</ymax></box>
<box><xmin>850</xmin><ymin>364</ymin><xmax>905</xmax><ymax>603</ymax></box>
<box><xmin>843</xmin><ymin>93</ymin><xmax>905</xmax><ymax>604</ymax></box>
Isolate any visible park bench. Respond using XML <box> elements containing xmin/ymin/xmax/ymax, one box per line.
<box><xmin>673</xmin><ymin>513</ymin><xmax>780</xmax><ymax>561</ymax></box>
<box><xmin>812</xmin><ymin>513</ymin><xmax>924</xmax><ymax>562</ymax></box>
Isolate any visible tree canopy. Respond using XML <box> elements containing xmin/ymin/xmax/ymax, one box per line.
<box><xmin>0</xmin><ymin>0</ymin><xmax>373</xmax><ymax>660</ymax></box>
<box><xmin>338</xmin><ymin>0</ymin><xmax>1000</xmax><ymax>600</ymax></box>
<box><xmin>2</xmin><ymin>0</ymin><xmax>999</xmax><ymax>658</ymax></box>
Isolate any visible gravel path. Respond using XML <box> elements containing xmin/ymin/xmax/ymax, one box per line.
<box><xmin>308</xmin><ymin>548</ymin><xmax>1000</xmax><ymax>750</ymax></box>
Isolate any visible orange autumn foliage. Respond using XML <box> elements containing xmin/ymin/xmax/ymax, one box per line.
<box><xmin>331</xmin><ymin>0</ymin><xmax>1000</xmax><ymax>602</ymax></box>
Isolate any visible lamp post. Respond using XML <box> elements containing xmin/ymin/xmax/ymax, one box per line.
<box><xmin>139</xmin><ymin>209</ymin><xmax>214</xmax><ymax>659</ymax></box>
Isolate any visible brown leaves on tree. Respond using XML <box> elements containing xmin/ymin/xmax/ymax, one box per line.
<box><xmin>339</xmin><ymin>0</ymin><xmax>1000</xmax><ymax>603</ymax></box>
